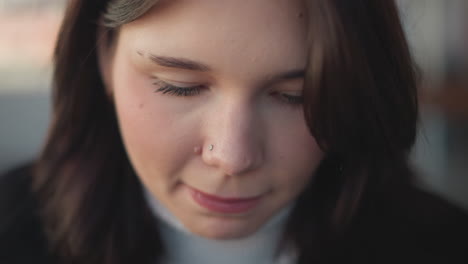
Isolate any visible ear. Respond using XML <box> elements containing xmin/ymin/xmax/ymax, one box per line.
<box><xmin>96</xmin><ymin>26</ymin><xmax>117</xmax><ymax>100</ymax></box>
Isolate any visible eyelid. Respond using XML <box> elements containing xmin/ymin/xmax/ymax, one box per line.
<box><xmin>269</xmin><ymin>85</ymin><xmax>303</xmax><ymax>100</ymax></box>
<box><xmin>153</xmin><ymin>79</ymin><xmax>206</xmax><ymax>97</ymax></box>
<box><xmin>152</xmin><ymin>78</ymin><xmax>303</xmax><ymax>106</ymax></box>
<box><xmin>280</xmin><ymin>90</ymin><xmax>302</xmax><ymax>96</ymax></box>
<box><xmin>281</xmin><ymin>93</ymin><xmax>303</xmax><ymax>104</ymax></box>
<box><xmin>150</xmin><ymin>69</ymin><xmax>212</xmax><ymax>84</ymax></box>
<box><xmin>152</xmin><ymin>77</ymin><xmax>204</xmax><ymax>87</ymax></box>
<box><xmin>153</xmin><ymin>80</ymin><xmax>204</xmax><ymax>90</ymax></box>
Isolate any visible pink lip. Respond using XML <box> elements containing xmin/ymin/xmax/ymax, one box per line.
<box><xmin>186</xmin><ymin>186</ymin><xmax>262</xmax><ymax>214</ymax></box>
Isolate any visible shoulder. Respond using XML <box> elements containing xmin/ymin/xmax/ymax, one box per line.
<box><xmin>353</xmin><ymin>183</ymin><xmax>468</xmax><ymax>263</ymax></box>
<box><xmin>0</xmin><ymin>164</ymin><xmax>52</xmax><ymax>263</ymax></box>
<box><xmin>382</xmin><ymin>184</ymin><xmax>468</xmax><ymax>238</ymax></box>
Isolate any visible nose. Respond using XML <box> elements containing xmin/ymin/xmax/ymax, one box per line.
<box><xmin>202</xmin><ymin>100</ymin><xmax>263</xmax><ymax>176</ymax></box>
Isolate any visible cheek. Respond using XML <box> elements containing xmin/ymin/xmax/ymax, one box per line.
<box><xmin>270</xmin><ymin>114</ymin><xmax>323</xmax><ymax>192</ymax></box>
<box><xmin>111</xmin><ymin>61</ymin><xmax>196</xmax><ymax>187</ymax></box>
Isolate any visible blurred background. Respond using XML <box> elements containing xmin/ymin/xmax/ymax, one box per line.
<box><xmin>0</xmin><ymin>0</ymin><xmax>467</xmax><ymax>209</ymax></box>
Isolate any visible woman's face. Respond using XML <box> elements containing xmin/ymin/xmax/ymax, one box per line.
<box><xmin>104</xmin><ymin>0</ymin><xmax>324</xmax><ymax>239</ymax></box>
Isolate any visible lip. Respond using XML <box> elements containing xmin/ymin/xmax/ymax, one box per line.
<box><xmin>186</xmin><ymin>186</ymin><xmax>262</xmax><ymax>214</ymax></box>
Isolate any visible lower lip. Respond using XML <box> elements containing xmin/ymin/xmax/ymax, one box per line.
<box><xmin>187</xmin><ymin>187</ymin><xmax>262</xmax><ymax>214</ymax></box>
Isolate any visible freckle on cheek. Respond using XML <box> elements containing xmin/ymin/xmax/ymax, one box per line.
<box><xmin>139</xmin><ymin>103</ymin><xmax>144</xmax><ymax>109</ymax></box>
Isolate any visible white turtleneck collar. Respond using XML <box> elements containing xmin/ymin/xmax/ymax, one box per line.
<box><xmin>144</xmin><ymin>188</ymin><xmax>297</xmax><ymax>264</ymax></box>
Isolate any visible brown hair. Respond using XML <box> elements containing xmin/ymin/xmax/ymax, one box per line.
<box><xmin>33</xmin><ymin>0</ymin><xmax>419</xmax><ymax>263</ymax></box>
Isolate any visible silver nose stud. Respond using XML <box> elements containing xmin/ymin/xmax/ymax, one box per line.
<box><xmin>209</xmin><ymin>144</ymin><xmax>214</xmax><ymax>151</ymax></box>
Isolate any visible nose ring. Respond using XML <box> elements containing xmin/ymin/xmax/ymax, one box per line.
<box><xmin>209</xmin><ymin>144</ymin><xmax>214</xmax><ymax>151</ymax></box>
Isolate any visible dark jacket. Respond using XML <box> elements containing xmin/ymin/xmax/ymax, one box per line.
<box><xmin>1</xmin><ymin>164</ymin><xmax>467</xmax><ymax>264</ymax></box>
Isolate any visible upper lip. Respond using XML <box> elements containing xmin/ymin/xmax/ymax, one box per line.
<box><xmin>187</xmin><ymin>186</ymin><xmax>263</xmax><ymax>202</ymax></box>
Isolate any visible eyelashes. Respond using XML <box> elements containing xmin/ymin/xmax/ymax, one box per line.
<box><xmin>153</xmin><ymin>80</ymin><xmax>303</xmax><ymax>106</ymax></box>
<box><xmin>277</xmin><ymin>93</ymin><xmax>303</xmax><ymax>105</ymax></box>
<box><xmin>154</xmin><ymin>80</ymin><xmax>204</xmax><ymax>96</ymax></box>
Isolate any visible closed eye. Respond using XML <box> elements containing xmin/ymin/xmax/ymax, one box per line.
<box><xmin>153</xmin><ymin>80</ymin><xmax>205</xmax><ymax>96</ymax></box>
<box><xmin>271</xmin><ymin>91</ymin><xmax>303</xmax><ymax>106</ymax></box>
<box><xmin>279</xmin><ymin>93</ymin><xmax>303</xmax><ymax>105</ymax></box>
<box><xmin>153</xmin><ymin>80</ymin><xmax>303</xmax><ymax>107</ymax></box>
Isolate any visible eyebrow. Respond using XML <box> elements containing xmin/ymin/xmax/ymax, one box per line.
<box><xmin>147</xmin><ymin>54</ymin><xmax>211</xmax><ymax>72</ymax></box>
<box><xmin>141</xmin><ymin>52</ymin><xmax>305</xmax><ymax>81</ymax></box>
<box><xmin>273</xmin><ymin>70</ymin><xmax>305</xmax><ymax>81</ymax></box>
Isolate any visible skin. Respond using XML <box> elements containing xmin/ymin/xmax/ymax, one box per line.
<box><xmin>101</xmin><ymin>0</ymin><xmax>324</xmax><ymax>240</ymax></box>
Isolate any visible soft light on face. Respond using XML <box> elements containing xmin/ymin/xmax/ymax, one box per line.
<box><xmin>105</xmin><ymin>0</ymin><xmax>324</xmax><ymax>239</ymax></box>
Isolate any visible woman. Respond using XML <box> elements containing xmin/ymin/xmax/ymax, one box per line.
<box><xmin>1</xmin><ymin>0</ymin><xmax>467</xmax><ymax>263</ymax></box>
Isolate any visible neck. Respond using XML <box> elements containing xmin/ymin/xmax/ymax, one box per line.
<box><xmin>144</xmin><ymin>188</ymin><xmax>297</xmax><ymax>264</ymax></box>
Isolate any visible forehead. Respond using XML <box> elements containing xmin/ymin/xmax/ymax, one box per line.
<box><xmin>119</xmin><ymin>0</ymin><xmax>307</xmax><ymax>79</ymax></box>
